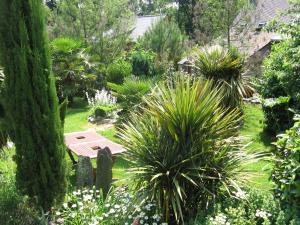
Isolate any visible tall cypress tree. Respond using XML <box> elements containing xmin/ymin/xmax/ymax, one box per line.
<box><xmin>0</xmin><ymin>0</ymin><xmax>66</xmax><ymax>210</ymax></box>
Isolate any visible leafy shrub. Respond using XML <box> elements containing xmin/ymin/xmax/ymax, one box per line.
<box><xmin>140</xmin><ymin>18</ymin><xmax>187</xmax><ymax>63</ymax></box>
<box><xmin>108</xmin><ymin>77</ymin><xmax>152</xmax><ymax>112</ymax></box>
<box><xmin>86</xmin><ymin>89</ymin><xmax>117</xmax><ymax>120</ymax></box>
<box><xmin>94</xmin><ymin>107</ymin><xmax>107</xmax><ymax>118</ymax></box>
<box><xmin>51</xmin><ymin>38</ymin><xmax>104</xmax><ymax>103</ymax></box>
<box><xmin>258</xmin><ymin>19</ymin><xmax>300</xmax><ymax>134</ymax></box>
<box><xmin>196</xmin><ymin>46</ymin><xmax>253</xmax><ymax>109</ymax></box>
<box><xmin>106</xmin><ymin>58</ymin><xmax>132</xmax><ymax>84</ymax></box>
<box><xmin>272</xmin><ymin>118</ymin><xmax>300</xmax><ymax>214</ymax></box>
<box><xmin>130</xmin><ymin>50</ymin><xmax>156</xmax><ymax>77</ymax></box>
<box><xmin>0</xmin><ymin>176</ymin><xmax>41</xmax><ymax>225</ymax></box>
<box><xmin>119</xmin><ymin>76</ymin><xmax>259</xmax><ymax>224</ymax></box>
<box><xmin>262</xmin><ymin>97</ymin><xmax>294</xmax><ymax>134</ymax></box>
<box><xmin>195</xmin><ymin>188</ymin><xmax>300</xmax><ymax>225</ymax></box>
<box><xmin>50</xmin><ymin>187</ymin><xmax>164</xmax><ymax>225</ymax></box>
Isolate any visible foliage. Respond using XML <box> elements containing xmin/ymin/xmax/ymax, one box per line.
<box><xmin>119</xmin><ymin>76</ymin><xmax>260</xmax><ymax>224</ymax></box>
<box><xmin>49</xmin><ymin>0</ymin><xmax>134</xmax><ymax>63</ymax></box>
<box><xmin>258</xmin><ymin>15</ymin><xmax>300</xmax><ymax>134</ymax></box>
<box><xmin>50</xmin><ymin>187</ymin><xmax>165</xmax><ymax>225</ymax></box>
<box><xmin>130</xmin><ymin>50</ymin><xmax>157</xmax><ymax>77</ymax></box>
<box><xmin>86</xmin><ymin>89</ymin><xmax>117</xmax><ymax>120</ymax></box>
<box><xmin>262</xmin><ymin>97</ymin><xmax>294</xmax><ymax>134</ymax></box>
<box><xmin>272</xmin><ymin>118</ymin><xmax>300</xmax><ymax>214</ymax></box>
<box><xmin>177</xmin><ymin>0</ymin><xmax>247</xmax><ymax>44</ymax></box>
<box><xmin>0</xmin><ymin>67</ymin><xmax>8</xmax><ymax>150</ymax></box>
<box><xmin>108</xmin><ymin>77</ymin><xmax>152</xmax><ymax>128</ymax></box>
<box><xmin>0</xmin><ymin>0</ymin><xmax>66</xmax><ymax>210</ymax></box>
<box><xmin>0</xmin><ymin>175</ymin><xmax>42</xmax><ymax>225</ymax></box>
<box><xmin>195</xmin><ymin>188</ymin><xmax>300</xmax><ymax>225</ymax></box>
<box><xmin>258</xmin><ymin>40</ymin><xmax>300</xmax><ymax>108</ymax></box>
<box><xmin>51</xmin><ymin>37</ymin><xmax>104</xmax><ymax>103</ymax></box>
<box><xmin>140</xmin><ymin>18</ymin><xmax>187</xmax><ymax>63</ymax></box>
<box><xmin>196</xmin><ymin>46</ymin><xmax>252</xmax><ymax>109</ymax></box>
<box><xmin>108</xmin><ymin>77</ymin><xmax>152</xmax><ymax>113</ymax></box>
<box><xmin>106</xmin><ymin>58</ymin><xmax>132</xmax><ymax>84</ymax></box>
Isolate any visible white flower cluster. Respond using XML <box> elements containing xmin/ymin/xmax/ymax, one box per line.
<box><xmin>234</xmin><ymin>189</ymin><xmax>248</xmax><ymax>200</ymax></box>
<box><xmin>51</xmin><ymin>188</ymin><xmax>103</xmax><ymax>224</ymax></box>
<box><xmin>86</xmin><ymin>89</ymin><xmax>117</xmax><ymax>107</ymax></box>
<box><xmin>51</xmin><ymin>187</ymin><xmax>167</xmax><ymax>225</ymax></box>
<box><xmin>255</xmin><ymin>209</ymin><xmax>272</xmax><ymax>219</ymax></box>
<box><xmin>103</xmin><ymin>188</ymin><xmax>165</xmax><ymax>225</ymax></box>
<box><xmin>209</xmin><ymin>213</ymin><xmax>230</xmax><ymax>225</ymax></box>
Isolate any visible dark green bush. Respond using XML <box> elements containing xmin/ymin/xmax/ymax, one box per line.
<box><xmin>262</xmin><ymin>97</ymin><xmax>294</xmax><ymax>134</ymax></box>
<box><xmin>0</xmin><ymin>176</ymin><xmax>41</xmax><ymax>225</ymax></box>
<box><xmin>108</xmin><ymin>78</ymin><xmax>152</xmax><ymax>127</ymax></box>
<box><xmin>51</xmin><ymin>38</ymin><xmax>104</xmax><ymax>103</ymax></box>
<box><xmin>130</xmin><ymin>50</ymin><xmax>156</xmax><ymax>77</ymax></box>
<box><xmin>92</xmin><ymin>105</ymin><xmax>117</xmax><ymax>120</ymax></box>
<box><xmin>272</xmin><ymin>118</ymin><xmax>300</xmax><ymax>214</ymax></box>
<box><xmin>94</xmin><ymin>107</ymin><xmax>107</xmax><ymax>118</ymax></box>
<box><xmin>140</xmin><ymin>18</ymin><xmax>187</xmax><ymax>63</ymax></box>
<box><xmin>106</xmin><ymin>59</ymin><xmax>132</xmax><ymax>84</ymax></box>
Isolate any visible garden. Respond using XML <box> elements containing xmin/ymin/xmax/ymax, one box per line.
<box><xmin>0</xmin><ymin>0</ymin><xmax>299</xmax><ymax>225</ymax></box>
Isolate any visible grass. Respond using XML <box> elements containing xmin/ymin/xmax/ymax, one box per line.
<box><xmin>64</xmin><ymin>98</ymin><xmax>91</xmax><ymax>133</ymax></box>
<box><xmin>0</xmin><ymin>100</ymin><xmax>276</xmax><ymax>202</ymax></box>
<box><xmin>241</xmin><ymin>103</ymin><xmax>274</xmax><ymax>191</ymax></box>
<box><xmin>64</xmin><ymin>99</ymin><xmax>275</xmax><ymax>189</ymax></box>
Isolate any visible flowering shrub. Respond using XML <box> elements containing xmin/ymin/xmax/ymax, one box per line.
<box><xmin>50</xmin><ymin>187</ymin><xmax>166</xmax><ymax>225</ymax></box>
<box><xmin>86</xmin><ymin>89</ymin><xmax>118</xmax><ymax>121</ymax></box>
<box><xmin>86</xmin><ymin>89</ymin><xmax>117</xmax><ymax>108</ymax></box>
<box><xmin>195</xmin><ymin>188</ymin><xmax>300</xmax><ymax>225</ymax></box>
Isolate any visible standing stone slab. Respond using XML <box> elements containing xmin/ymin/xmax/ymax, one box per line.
<box><xmin>96</xmin><ymin>147</ymin><xmax>113</xmax><ymax>198</ymax></box>
<box><xmin>77</xmin><ymin>156</ymin><xmax>94</xmax><ymax>187</ymax></box>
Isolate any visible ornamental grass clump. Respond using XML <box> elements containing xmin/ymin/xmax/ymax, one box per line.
<box><xmin>196</xmin><ymin>46</ymin><xmax>253</xmax><ymax>109</ymax></box>
<box><xmin>119</xmin><ymin>76</ymin><xmax>260</xmax><ymax>224</ymax></box>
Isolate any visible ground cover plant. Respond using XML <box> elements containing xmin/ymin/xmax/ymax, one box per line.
<box><xmin>50</xmin><ymin>187</ymin><xmax>164</xmax><ymax>225</ymax></box>
<box><xmin>195</xmin><ymin>187</ymin><xmax>300</xmax><ymax>225</ymax></box>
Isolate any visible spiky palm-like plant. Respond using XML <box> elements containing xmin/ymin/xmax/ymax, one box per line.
<box><xmin>196</xmin><ymin>46</ymin><xmax>253</xmax><ymax>109</ymax></box>
<box><xmin>119</xmin><ymin>76</ymin><xmax>259</xmax><ymax>224</ymax></box>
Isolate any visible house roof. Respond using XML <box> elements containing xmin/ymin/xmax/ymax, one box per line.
<box><xmin>130</xmin><ymin>16</ymin><xmax>163</xmax><ymax>41</ymax></box>
<box><xmin>256</xmin><ymin>0</ymin><xmax>290</xmax><ymax>23</ymax></box>
<box><xmin>230</xmin><ymin>0</ymin><xmax>292</xmax><ymax>56</ymax></box>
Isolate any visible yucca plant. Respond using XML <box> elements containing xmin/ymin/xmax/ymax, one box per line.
<box><xmin>196</xmin><ymin>46</ymin><xmax>253</xmax><ymax>109</ymax></box>
<box><xmin>119</xmin><ymin>76</ymin><xmax>259</xmax><ymax>224</ymax></box>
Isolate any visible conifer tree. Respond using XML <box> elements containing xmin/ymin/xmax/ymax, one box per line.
<box><xmin>0</xmin><ymin>0</ymin><xmax>66</xmax><ymax>210</ymax></box>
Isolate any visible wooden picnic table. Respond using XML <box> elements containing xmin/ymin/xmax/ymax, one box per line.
<box><xmin>64</xmin><ymin>131</ymin><xmax>126</xmax><ymax>164</ymax></box>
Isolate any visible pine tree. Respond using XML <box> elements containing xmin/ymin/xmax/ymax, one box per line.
<box><xmin>0</xmin><ymin>0</ymin><xmax>66</xmax><ymax>210</ymax></box>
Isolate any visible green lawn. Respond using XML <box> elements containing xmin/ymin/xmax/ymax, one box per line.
<box><xmin>241</xmin><ymin>103</ymin><xmax>274</xmax><ymax>190</ymax></box>
<box><xmin>0</xmin><ymin>101</ymin><xmax>275</xmax><ymax>190</ymax></box>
